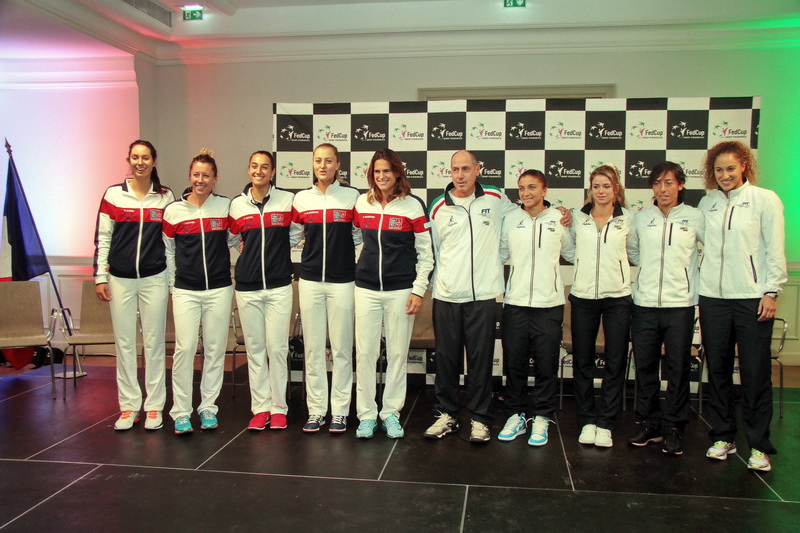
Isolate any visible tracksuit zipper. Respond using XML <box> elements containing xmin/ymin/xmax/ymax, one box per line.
<box><xmin>466</xmin><ymin>204</ymin><xmax>475</xmax><ymax>300</ymax></box>
<box><xmin>719</xmin><ymin>200</ymin><xmax>730</xmax><ymax>297</ymax></box>
<box><xmin>322</xmin><ymin>193</ymin><xmax>327</xmax><ymax>282</ymax></box>
<box><xmin>378</xmin><ymin>210</ymin><xmax>384</xmax><ymax>291</ymax></box>
<box><xmin>259</xmin><ymin>198</ymin><xmax>267</xmax><ymax>290</ymax></box>
<box><xmin>658</xmin><ymin>212</ymin><xmax>667</xmax><ymax>307</ymax></box>
<box><xmin>199</xmin><ymin>205</ymin><xmax>209</xmax><ymax>290</ymax></box>
<box><xmin>135</xmin><ymin>200</ymin><xmax>143</xmax><ymax>278</ymax></box>
<box><xmin>528</xmin><ymin>215</ymin><xmax>537</xmax><ymax>306</ymax></box>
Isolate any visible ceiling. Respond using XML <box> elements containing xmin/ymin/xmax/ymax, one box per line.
<box><xmin>2</xmin><ymin>0</ymin><xmax>800</xmax><ymax>64</ymax></box>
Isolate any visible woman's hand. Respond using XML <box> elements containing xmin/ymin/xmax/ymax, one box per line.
<box><xmin>405</xmin><ymin>294</ymin><xmax>423</xmax><ymax>315</ymax></box>
<box><xmin>557</xmin><ymin>206</ymin><xmax>572</xmax><ymax>227</ymax></box>
<box><xmin>757</xmin><ymin>295</ymin><xmax>777</xmax><ymax>322</ymax></box>
<box><xmin>96</xmin><ymin>283</ymin><xmax>112</xmax><ymax>302</ymax></box>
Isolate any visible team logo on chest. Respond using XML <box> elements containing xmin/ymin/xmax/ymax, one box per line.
<box><xmin>388</xmin><ymin>217</ymin><xmax>403</xmax><ymax>230</ymax></box>
<box><xmin>148</xmin><ymin>209</ymin><xmax>163</xmax><ymax>221</ymax></box>
<box><xmin>333</xmin><ymin>210</ymin><xmax>347</xmax><ymax>221</ymax></box>
<box><xmin>210</xmin><ymin>219</ymin><xmax>223</xmax><ymax>230</ymax></box>
<box><xmin>271</xmin><ymin>213</ymin><xmax>284</xmax><ymax>225</ymax></box>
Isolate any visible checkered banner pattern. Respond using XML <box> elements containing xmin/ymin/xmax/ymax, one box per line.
<box><xmin>273</xmin><ymin>97</ymin><xmax>759</xmax><ymax>211</ymax></box>
<box><xmin>275</xmin><ymin>97</ymin><xmax>758</xmax><ymax>382</ymax></box>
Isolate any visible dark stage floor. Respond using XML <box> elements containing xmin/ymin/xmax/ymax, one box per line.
<box><xmin>1</xmin><ymin>365</ymin><xmax>798</xmax><ymax>532</ymax></box>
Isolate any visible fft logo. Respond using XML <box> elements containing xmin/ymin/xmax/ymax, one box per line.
<box><xmin>469</xmin><ymin>122</ymin><xmax>503</xmax><ymax>140</ymax></box>
<box><xmin>548</xmin><ymin>122</ymin><xmax>582</xmax><ymax>140</ymax></box>
<box><xmin>278</xmin><ymin>124</ymin><xmax>311</xmax><ymax>142</ymax></box>
<box><xmin>353</xmin><ymin>124</ymin><xmax>386</xmax><ymax>142</ymax></box>
<box><xmin>588</xmin><ymin>122</ymin><xmax>623</xmax><ymax>140</ymax></box>
<box><xmin>316</xmin><ymin>124</ymin><xmax>348</xmax><ymax>142</ymax></box>
<box><xmin>670</xmin><ymin>121</ymin><xmax>706</xmax><ymax>140</ymax></box>
<box><xmin>712</xmin><ymin>121</ymin><xmax>748</xmax><ymax>139</ymax></box>
<box><xmin>430</xmin><ymin>123</ymin><xmax>464</xmax><ymax>141</ymax></box>
<box><xmin>547</xmin><ymin>160</ymin><xmax>582</xmax><ymax>178</ymax></box>
<box><xmin>629</xmin><ymin>122</ymin><xmax>664</xmax><ymax>139</ymax></box>
<box><xmin>508</xmin><ymin>122</ymin><xmax>543</xmax><ymax>140</ymax></box>
<box><xmin>392</xmin><ymin>124</ymin><xmax>425</xmax><ymax>141</ymax></box>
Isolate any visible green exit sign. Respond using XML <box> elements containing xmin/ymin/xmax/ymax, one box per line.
<box><xmin>182</xmin><ymin>9</ymin><xmax>203</xmax><ymax>20</ymax></box>
<box><xmin>504</xmin><ymin>0</ymin><xmax>526</xmax><ymax>6</ymax></box>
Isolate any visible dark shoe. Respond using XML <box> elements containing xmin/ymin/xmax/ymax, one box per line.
<box><xmin>628</xmin><ymin>425</ymin><xmax>663</xmax><ymax>447</ymax></box>
<box><xmin>662</xmin><ymin>428</ymin><xmax>684</xmax><ymax>456</ymax></box>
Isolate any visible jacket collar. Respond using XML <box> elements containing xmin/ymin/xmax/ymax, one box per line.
<box><xmin>580</xmin><ymin>202</ymin><xmax>624</xmax><ymax>217</ymax></box>
<box><xmin>443</xmin><ymin>181</ymin><xmax>485</xmax><ymax>206</ymax></box>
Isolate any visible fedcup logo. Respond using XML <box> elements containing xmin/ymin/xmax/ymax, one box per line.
<box><xmin>316</xmin><ymin>124</ymin><xmax>348</xmax><ymax>142</ymax></box>
<box><xmin>629</xmin><ymin>122</ymin><xmax>664</xmax><ymax>139</ymax></box>
<box><xmin>354</xmin><ymin>161</ymin><xmax>369</xmax><ymax>181</ymax></box>
<box><xmin>402</xmin><ymin>161</ymin><xmax>425</xmax><ymax>180</ymax></box>
<box><xmin>548</xmin><ymin>122</ymin><xmax>582</xmax><ymax>140</ymax></box>
<box><xmin>508</xmin><ymin>122</ymin><xmax>543</xmax><ymax>140</ymax></box>
<box><xmin>431</xmin><ymin>160</ymin><xmax>452</xmax><ymax>179</ymax></box>
<box><xmin>278</xmin><ymin>124</ymin><xmax>311</xmax><ymax>142</ymax></box>
<box><xmin>469</xmin><ymin>122</ymin><xmax>503</xmax><ymax>140</ymax></box>
<box><xmin>478</xmin><ymin>160</ymin><xmax>502</xmax><ymax>179</ymax></box>
<box><xmin>547</xmin><ymin>160</ymin><xmax>582</xmax><ymax>179</ymax></box>
<box><xmin>279</xmin><ymin>163</ymin><xmax>311</xmax><ymax>180</ymax></box>
<box><xmin>670</xmin><ymin>121</ymin><xmax>706</xmax><ymax>140</ymax></box>
<box><xmin>430</xmin><ymin>122</ymin><xmax>464</xmax><ymax>141</ymax></box>
<box><xmin>509</xmin><ymin>160</ymin><xmax>526</xmax><ymax>178</ymax></box>
<box><xmin>628</xmin><ymin>160</ymin><xmax>651</xmax><ymax>179</ymax></box>
<box><xmin>588</xmin><ymin>122</ymin><xmax>623</xmax><ymax>140</ymax></box>
<box><xmin>712</xmin><ymin>121</ymin><xmax>748</xmax><ymax>139</ymax></box>
<box><xmin>353</xmin><ymin>123</ymin><xmax>386</xmax><ymax>142</ymax></box>
<box><xmin>392</xmin><ymin>123</ymin><xmax>425</xmax><ymax>141</ymax></box>
<box><xmin>677</xmin><ymin>160</ymin><xmax>704</xmax><ymax>179</ymax></box>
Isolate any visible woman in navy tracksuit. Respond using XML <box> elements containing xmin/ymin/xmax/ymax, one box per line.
<box><xmin>567</xmin><ymin>164</ymin><xmax>638</xmax><ymax>448</ymax></box>
<box><xmin>94</xmin><ymin>140</ymin><xmax>174</xmax><ymax>432</ymax></box>
<box><xmin>497</xmin><ymin>169</ymin><xmax>574</xmax><ymax>447</ymax></box>
<box><xmin>291</xmin><ymin>143</ymin><xmax>362</xmax><ymax>433</ymax></box>
<box><xmin>353</xmin><ymin>149</ymin><xmax>433</xmax><ymax>439</ymax></box>
<box><xmin>699</xmin><ymin>141</ymin><xmax>786</xmax><ymax>472</ymax></box>
<box><xmin>163</xmin><ymin>149</ymin><xmax>237</xmax><ymax>435</ymax></box>
<box><xmin>229</xmin><ymin>151</ymin><xmax>302</xmax><ymax>431</ymax></box>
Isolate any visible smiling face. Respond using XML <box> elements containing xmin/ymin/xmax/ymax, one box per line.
<box><xmin>450</xmin><ymin>150</ymin><xmax>480</xmax><ymax>198</ymax></box>
<box><xmin>590</xmin><ymin>174</ymin><xmax>615</xmax><ymax>207</ymax></box>
<box><xmin>714</xmin><ymin>152</ymin><xmax>746</xmax><ymax>194</ymax></box>
<box><xmin>518</xmin><ymin>174</ymin><xmax>546</xmax><ymax>212</ymax></box>
<box><xmin>128</xmin><ymin>143</ymin><xmax>155</xmax><ymax>180</ymax></box>
<box><xmin>372</xmin><ymin>158</ymin><xmax>398</xmax><ymax>197</ymax></box>
<box><xmin>652</xmin><ymin>170</ymin><xmax>684</xmax><ymax>210</ymax></box>
<box><xmin>189</xmin><ymin>161</ymin><xmax>217</xmax><ymax>201</ymax></box>
<box><xmin>249</xmin><ymin>153</ymin><xmax>274</xmax><ymax>191</ymax></box>
<box><xmin>313</xmin><ymin>145</ymin><xmax>340</xmax><ymax>186</ymax></box>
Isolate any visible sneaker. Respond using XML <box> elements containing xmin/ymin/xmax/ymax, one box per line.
<box><xmin>497</xmin><ymin>413</ymin><xmax>527</xmax><ymax>442</ymax></box>
<box><xmin>628</xmin><ymin>425</ymin><xmax>663</xmax><ymax>447</ymax></box>
<box><xmin>329</xmin><ymin>415</ymin><xmax>347</xmax><ymax>433</ymax></box>
<box><xmin>594</xmin><ymin>428</ymin><xmax>613</xmax><ymax>448</ymax></box>
<box><xmin>748</xmin><ymin>449</ymin><xmax>771</xmax><ymax>472</ymax></box>
<box><xmin>469</xmin><ymin>420</ymin><xmax>490</xmax><ymax>443</ymax></box>
<box><xmin>199</xmin><ymin>410</ymin><xmax>218</xmax><ymax>430</ymax></box>
<box><xmin>356</xmin><ymin>419</ymin><xmax>378</xmax><ymax>439</ymax></box>
<box><xmin>706</xmin><ymin>441</ymin><xmax>737</xmax><ymax>460</ymax></box>
<box><xmin>114</xmin><ymin>410</ymin><xmax>140</xmax><ymax>431</ymax></box>
<box><xmin>528</xmin><ymin>416</ymin><xmax>551</xmax><ymax>447</ymax></box>
<box><xmin>661</xmin><ymin>428</ymin><xmax>684</xmax><ymax>456</ymax></box>
<box><xmin>424</xmin><ymin>412</ymin><xmax>459</xmax><ymax>439</ymax></box>
<box><xmin>381</xmin><ymin>414</ymin><xmax>404</xmax><ymax>439</ymax></box>
<box><xmin>578</xmin><ymin>424</ymin><xmax>597</xmax><ymax>445</ymax></box>
<box><xmin>270</xmin><ymin>413</ymin><xmax>287</xmax><ymax>430</ymax></box>
<box><xmin>303</xmin><ymin>414</ymin><xmax>325</xmax><ymax>433</ymax></box>
<box><xmin>174</xmin><ymin>415</ymin><xmax>193</xmax><ymax>434</ymax></box>
<box><xmin>248</xmin><ymin>411</ymin><xmax>271</xmax><ymax>431</ymax></box>
<box><xmin>144</xmin><ymin>411</ymin><xmax>163</xmax><ymax>430</ymax></box>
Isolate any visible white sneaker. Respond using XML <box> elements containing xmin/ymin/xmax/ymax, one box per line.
<box><xmin>469</xmin><ymin>420</ymin><xmax>491</xmax><ymax>443</ymax></box>
<box><xmin>528</xmin><ymin>416</ymin><xmax>551</xmax><ymax>447</ymax></box>
<box><xmin>747</xmin><ymin>450</ymin><xmax>771</xmax><ymax>472</ymax></box>
<box><xmin>114</xmin><ymin>410</ymin><xmax>140</xmax><ymax>431</ymax></box>
<box><xmin>497</xmin><ymin>413</ymin><xmax>527</xmax><ymax>442</ymax></box>
<box><xmin>578</xmin><ymin>423</ymin><xmax>597</xmax><ymax>444</ymax></box>
<box><xmin>595</xmin><ymin>428</ymin><xmax>613</xmax><ymax>448</ymax></box>
<box><xmin>144</xmin><ymin>410</ymin><xmax>163</xmax><ymax>430</ymax></box>
<box><xmin>423</xmin><ymin>412</ymin><xmax>459</xmax><ymax>439</ymax></box>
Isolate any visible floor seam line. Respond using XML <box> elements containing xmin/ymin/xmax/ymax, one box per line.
<box><xmin>459</xmin><ymin>485</ymin><xmax>469</xmax><ymax>533</ymax></box>
<box><xmin>195</xmin><ymin>427</ymin><xmax>248</xmax><ymax>470</ymax></box>
<box><xmin>25</xmin><ymin>412</ymin><xmax>119</xmax><ymax>460</ymax></box>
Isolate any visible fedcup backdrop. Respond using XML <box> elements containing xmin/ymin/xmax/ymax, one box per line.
<box><xmin>274</xmin><ymin>97</ymin><xmax>758</xmax><ymax>384</ymax></box>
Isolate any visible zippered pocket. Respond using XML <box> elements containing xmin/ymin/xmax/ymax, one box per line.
<box><xmin>750</xmin><ymin>255</ymin><xmax>757</xmax><ymax>283</ymax></box>
<box><xmin>684</xmin><ymin>267</ymin><xmax>690</xmax><ymax>292</ymax></box>
<box><xmin>618</xmin><ymin>260</ymin><xmax>625</xmax><ymax>283</ymax></box>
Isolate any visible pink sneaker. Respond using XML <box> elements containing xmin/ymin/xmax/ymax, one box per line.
<box><xmin>270</xmin><ymin>413</ymin><xmax>287</xmax><ymax>430</ymax></box>
<box><xmin>248</xmin><ymin>411</ymin><xmax>271</xmax><ymax>431</ymax></box>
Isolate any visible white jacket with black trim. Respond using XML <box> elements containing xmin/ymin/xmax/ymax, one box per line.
<box><xmin>568</xmin><ymin>203</ymin><xmax>638</xmax><ymax>300</ymax></box>
<box><xmin>500</xmin><ymin>202</ymin><xmax>574</xmax><ymax>308</ymax></box>
<box><xmin>428</xmin><ymin>182</ymin><xmax>517</xmax><ymax>303</ymax></box>
<box><xmin>632</xmin><ymin>202</ymin><xmax>704</xmax><ymax>308</ymax></box>
<box><xmin>698</xmin><ymin>181</ymin><xmax>786</xmax><ymax>299</ymax></box>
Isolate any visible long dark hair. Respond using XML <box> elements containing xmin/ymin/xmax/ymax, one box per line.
<box><xmin>366</xmin><ymin>149</ymin><xmax>411</xmax><ymax>204</ymax></box>
<box><xmin>128</xmin><ymin>140</ymin><xmax>168</xmax><ymax>194</ymax></box>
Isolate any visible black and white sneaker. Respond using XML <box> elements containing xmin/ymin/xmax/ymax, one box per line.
<box><xmin>628</xmin><ymin>425</ymin><xmax>663</xmax><ymax>447</ymax></box>
<box><xmin>303</xmin><ymin>414</ymin><xmax>325</xmax><ymax>433</ymax></box>
<box><xmin>662</xmin><ymin>428</ymin><xmax>684</xmax><ymax>456</ymax></box>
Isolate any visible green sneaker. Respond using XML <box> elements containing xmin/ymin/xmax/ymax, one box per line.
<box><xmin>381</xmin><ymin>414</ymin><xmax>404</xmax><ymax>439</ymax></box>
<box><xmin>199</xmin><ymin>410</ymin><xmax>218</xmax><ymax>430</ymax></box>
<box><xmin>174</xmin><ymin>415</ymin><xmax>193</xmax><ymax>435</ymax></box>
<box><xmin>356</xmin><ymin>419</ymin><xmax>377</xmax><ymax>439</ymax></box>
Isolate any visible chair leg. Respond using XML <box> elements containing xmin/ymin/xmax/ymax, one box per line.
<box><xmin>777</xmin><ymin>358</ymin><xmax>784</xmax><ymax>419</ymax></box>
<box><xmin>48</xmin><ymin>345</ymin><xmax>56</xmax><ymax>400</ymax></box>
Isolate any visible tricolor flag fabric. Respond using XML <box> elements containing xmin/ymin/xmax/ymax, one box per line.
<box><xmin>1</xmin><ymin>142</ymin><xmax>51</xmax><ymax>282</ymax></box>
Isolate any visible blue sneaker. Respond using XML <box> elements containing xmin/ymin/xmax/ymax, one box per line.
<box><xmin>356</xmin><ymin>419</ymin><xmax>378</xmax><ymax>439</ymax></box>
<box><xmin>497</xmin><ymin>413</ymin><xmax>527</xmax><ymax>442</ymax></box>
<box><xmin>199</xmin><ymin>410</ymin><xmax>218</xmax><ymax>430</ymax></box>
<box><xmin>303</xmin><ymin>414</ymin><xmax>325</xmax><ymax>433</ymax></box>
<box><xmin>174</xmin><ymin>416</ymin><xmax>193</xmax><ymax>434</ymax></box>
<box><xmin>329</xmin><ymin>415</ymin><xmax>347</xmax><ymax>433</ymax></box>
<box><xmin>381</xmin><ymin>414</ymin><xmax>404</xmax><ymax>439</ymax></box>
<box><xmin>528</xmin><ymin>416</ymin><xmax>551</xmax><ymax>447</ymax></box>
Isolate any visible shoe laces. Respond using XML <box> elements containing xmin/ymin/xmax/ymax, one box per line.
<box><xmin>331</xmin><ymin>415</ymin><xmax>346</xmax><ymax>425</ymax></box>
<box><xmin>531</xmin><ymin>417</ymin><xmax>550</xmax><ymax>434</ymax></box>
<box><xmin>751</xmin><ymin>449</ymin><xmax>767</xmax><ymax>459</ymax></box>
<box><xmin>200</xmin><ymin>411</ymin><xmax>215</xmax><ymax>420</ymax></box>
<box><xmin>471</xmin><ymin>420</ymin><xmax>488</xmax><ymax>432</ymax></box>
<box><xmin>147</xmin><ymin>411</ymin><xmax>159</xmax><ymax>419</ymax></box>
<box><xmin>433</xmin><ymin>411</ymin><xmax>454</xmax><ymax>427</ymax></box>
<box><xmin>384</xmin><ymin>415</ymin><xmax>401</xmax><ymax>430</ymax></box>
<box><xmin>119</xmin><ymin>410</ymin><xmax>136</xmax><ymax>419</ymax></box>
<box><xmin>308</xmin><ymin>414</ymin><xmax>324</xmax><ymax>424</ymax></box>
<box><xmin>176</xmin><ymin>416</ymin><xmax>190</xmax><ymax>425</ymax></box>
<box><xmin>712</xmin><ymin>440</ymin><xmax>731</xmax><ymax>448</ymax></box>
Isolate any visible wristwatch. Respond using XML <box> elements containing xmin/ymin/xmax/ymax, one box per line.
<box><xmin>764</xmin><ymin>292</ymin><xmax>779</xmax><ymax>301</ymax></box>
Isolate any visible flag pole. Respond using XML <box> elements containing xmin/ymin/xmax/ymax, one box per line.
<box><xmin>4</xmin><ymin>139</ymin><xmax>85</xmax><ymax>378</ymax></box>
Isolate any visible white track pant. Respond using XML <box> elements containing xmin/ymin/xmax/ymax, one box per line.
<box><xmin>235</xmin><ymin>284</ymin><xmax>292</xmax><ymax>415</ymax></box>
<box><xmin>355</xmin><ymin>286</ymin><xmax>414</xmax><ymax>421</ymax></box>
<box><xmin>108</xmin><ymin>272</ymin><xmax>168</xmax><ymax>412</ymax></box>
<box><xmin>299</xmin><ymin>279</ymin><xmax>354</xmax><ymax>416</ymax></box>
<box><xmin>169</xmin><ymin>285</ymin><xmax>233</xmax><ymax>420</ymax></box>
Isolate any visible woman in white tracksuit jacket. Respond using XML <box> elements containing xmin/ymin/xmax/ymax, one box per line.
<box><xmin>497</xmin><ymin>169</ymin><xmax>575</xmax><ymax>447</ymax></box>
<box><xmin>567</xmin><ymin>164</ymin><xmax>638</xmax><ymax>448</ymax></box>
<box><xmin>352</xmin><ymin>149</ymin><xmax>433</xmax><ymax>439</ymax></box>
<box><xmin>291</xmin><ymin>143</ymin><xmax>362</xmax><ymax>434</ymax></box>
<box><xmin>94</xmin><ymin>140</ymin><xmax>174</xmax><ymax>432</ymax></box>
<box><xmin>628</xmin><ymin>161</ymin><xmax>704</xmax><ymax>456</ymax></box>
<box><xmin>698</xmin><ymin>141</ymin><xmax>786</xmax><ymax>472</ymax></box>
<box><xmin>163</xmin><ymin>149</ymin><xmax>238</xmax><ymax>435</ymax></box>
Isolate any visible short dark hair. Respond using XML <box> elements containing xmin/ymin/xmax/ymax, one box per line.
<box><xmin>649</xmin><ymin>161</ymin><xmax>686</xmax><ymax>204</ymax></box>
